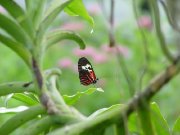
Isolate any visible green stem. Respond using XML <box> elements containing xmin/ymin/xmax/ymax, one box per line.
<box><xmin>159</xmin><ymin>0</ymin><xmax>180</xmax><ymax>33</ymax></box>
<box><xmin>116</xmin><ymin>50</ymin><xmax>135</xmax><ymax>96</ymax></box>
<box><xmin>31</xmin><ymin>57</ymin><xmax>65</xmax><ymax>114</ymax></box>
<box><xmin>21</xmin><ymin>116</ymin><xmax>53</xmax><ymax>135</ymax></box>
<box><xmin>48</xmin><ymin>76</ymin><xmax>67</xmax><ymax>108</ymax></box>
<box><xmin>22</xmin><ymin>111</ymin><xmax>84</xmax><ymax>135</ymax></box>
<box><xmin>44</xmin><ymin>68</ymin><xmax>62</xmax><ymax>79</ymax></box>
<box><xmin>132</xmin><ymin>0</ymin><xmax>150</xmax><ymax>90</ymax></box>
<box><xmin>149</xmin><ymin>0</ymin><xmax>174</xmax><ymax>62</ymax></box>
<box><xmin>114</xmin><ymin>123</ymin><xmax>125</xmax><ymax>135</ymax></box>
<box><xmin>137</xmin><ymin>100</ymin><xmax>155</xmax><ymax>135</ymax></box>
<box><xmin>0</xmin><ymin>104</ymin><xmax>46</xmax><ymax>135</ymax></box>
<box><xmin>0</xmin><ymin>82</ymin><xmax>35</xmax><ymax>96</ymax></box>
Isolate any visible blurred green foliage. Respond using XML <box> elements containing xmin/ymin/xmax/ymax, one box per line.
<box><xmin>0</xmin><ymin>0</ymin><xmax>179</xmax><ymax>134</ymax></box>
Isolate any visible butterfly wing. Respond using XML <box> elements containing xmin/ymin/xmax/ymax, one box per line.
<box><xmin>78</xmin><ymin>57</ymin><xmax>97</xmax><ymax>85</ymax></box>
<box><xmin>79</xmin><ymin>70</ymin><xmax>93</xmax><ymax>85</ymax></box>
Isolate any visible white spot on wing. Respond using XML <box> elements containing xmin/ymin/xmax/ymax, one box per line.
<box><xmin>82</xmin><ymin>64</ymin><xmax>92</xmax><ymax>72</ymax></box>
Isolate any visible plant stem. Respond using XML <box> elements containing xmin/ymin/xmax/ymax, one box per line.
<box><xmin>132</xmin><ymin>0</ymin><xmax>150</xmax><ymax>90</ymax></box>
<box><xmin>44</xmin><ymin>68</ymin><xmax>62</xmax><ymax>79</ymax></box>
<box><xmin>148</xmin><ymin>0</ymin><xmax>174</xmax><ymax>62</ymax></box>
<box><xmin>47</xmin><ymin>76</ymin><xmax>67</xmax><ymax>108</ymax></box>
<box><xmin>137</xmin><ymin>100</ymin><xmax>155</xmax><ymax>135</ymax></box>
<box><xmin>21</xmin><ymin>116</ymin><xmax>53</xmax><ymax>135</ymax></box>
<box><xmin>0</xmin><ymin>104</ymin><xmax>46</xmax><ymax>135</ymax></box>
<box><xmin>109</xmin><ymin>0</ymin><xmax>115</xmax><ymax>47</ymax></box>
<box><xmin>159</xmin><ymin>0</ymin><xmax>180</xmax><ymax>33</ymax></box>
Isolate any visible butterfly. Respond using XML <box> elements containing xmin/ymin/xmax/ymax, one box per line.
<box><xmin>78</xmin><ymin>57</ymin><xmax>98</xmax><ymax>86</ymax></box>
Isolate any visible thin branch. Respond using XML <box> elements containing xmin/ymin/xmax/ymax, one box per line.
<box><xmin>159</xmin><ymin>0</ymin><xmax>180</xmax><ymax>33</ymax></box>
<box><xmin>132</xmin><ymin>0</ymin><xmax>150</xmax><ymax>90</ymax></box>
<box><xmin>109</xmin><ymin>0</ymin><xmax>115</xmax><ymax>47</ymax></box>
<box><xmin>107</xmin><ymin>0</ymin><xmax>135</xmax><ymax>96</ymax></box>
<box><xmin>148</xmin><ymin>0</ymin><xmax>174</xmax><ymax>62</ymax></box>
<box><xmin>48</xmin><ymin>56</ymin><xmax>180</xmax><ymax>135</ymax></box>
<box><xmin>115</xmin><ymin>52</ymin><xmax>135</xmax><ymax>96</ymax></box>
<box><xmin>0</xmin><ymin>81</ymin><xmax>34</xmax><ymax>96</ymax></box>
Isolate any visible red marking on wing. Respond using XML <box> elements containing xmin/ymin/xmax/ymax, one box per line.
<box><xmin>89</xmin><ymin>71</ymin><xmax>96</xmax><ymax>81</ymax></box>
<box><xmin>78</xmin><ymin>57</ymin><xmax>98</xmax><ymax>86</ymax></box>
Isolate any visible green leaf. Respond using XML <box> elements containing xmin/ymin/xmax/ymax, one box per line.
<box><xmin>3</xmin><ymin>94</ymin><xmax>14</xmax><ymax>107</ymax></box>
<box><xmin>0</xmin><ymin>0</ymin><xmax>34</xmax><ymax>38</ymax></box>
<box><xmin>0</xmin><ymin>34</ymin><xmax>31</xmax><ymax>66</ymax></box>
<box><xmin>128</xmin><ymin>113</ymin><xmax>142</xmax><ymax>134</ymax></box>
<box><xmin>64</xmin><ymin>0</ymin><xmax>94</xmax><ymax>26</ymax></box>
<box><xmin>150</xmin><ymin>102</ymin><xmax>170</xmax><ymax>135</ymax></box>
<box><xmin>0</xmin><ymin>105</ymin><xmax>46</xmax><ymax>135</ymax></box>
<box><xmin>0</xmin><ymin>82</ymin><xmax>35</xmax><ymax>97</ymax></box>
<box><xmin>88</xmin><ymin>104</ymin><xmax>123</xmax><ymax>119</ymax></box>
<box><xmin>0</xmin><ymin>106</ymin><xmax>28</xmax><ymax>114</ymax></box>
<box><xmin>47</xmin><ymin>30</ymin><xmax>85</xmax><ymax>49</ymax></box>
<box><xmin>114</xmin><ymin>123</ymin><xmax>126</xmax><ymax>135</ymax></box>
<box><xmin>20</xmin><ymin>116</ymin><xmax>53</xmax><ymax>135</ymax></box>
<box><xmin>63</xmin><ymin>88</ymin><xmax>104</xmax><ymax>105</ymax></box>
<box><xmin>37</xmin><ymin>0</ymin><xmax>73</xmax><ymax>45</ymax></box>
<box><xmin>0</xmin><ymin>13</ymin><xmax>31</xmax><ymax>46</ymax></box>
<box><xmin>137</xmin><ymin>100</ymin><xmax>155</xmax><ymax>135</ymax></box>
<box><xmin>12</xmin><ymin>93</ymin><xmax>39</xmax><ymax>106</ymax></box>
<box><xmin>32</xmin><ymin>0</ymin><xmax>46</xmax><ymax>30</ymax></box>
<box><xmin>25</xmin><ymin>0</ymin><xmax>35</xmax><ymax>14</ymax></box>
<box><xmin>173</xmin><ymin>116</ymin><xmax>180</xmax><ymax>135</ymax></box>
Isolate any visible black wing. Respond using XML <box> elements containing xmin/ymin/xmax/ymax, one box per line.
<box><xmin>78</xmin><ymin>57</ymin><xmax>95</xmax><ymax>85</ymax></box>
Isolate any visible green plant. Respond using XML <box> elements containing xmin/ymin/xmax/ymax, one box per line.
<box><xmin>0</xmin><ymin>0</ymin><xmax>180</xmax><ymax>135</ymax></box>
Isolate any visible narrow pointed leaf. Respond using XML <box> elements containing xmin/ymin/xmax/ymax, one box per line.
<box><xmin>32</xmin><ymin>0</ymin><xmax>46</xmax><ymax>30</ymax></box>
<box><xmin>12</xmin><ymin>93</ymin><xmax>39</xmax><ymax>106</ymax></box>
<box><xmin>37</xmin><ymin>0</ymin><xmax>73</xmax><ymax>44</ymax></box>
<box><xmin>137</xmin><ymin>100</ymin><xmax>155</xmax><ymax>135</ymax></box>
<box><xmin>25</xmin><ymin>0</ymin><xmax>34</xmax><ymax>13</ymax></box>
<box><xmin>0</xmin><ymin>34</ymin><xmax>31</xmax><ymax>66</ymax></box>
<box><xmin>173</xmin><ymin>116</ymin><xmax>180</xmax><ymax>135</ymax></box>
<box><xmin>3</xmin><ymin>94</ymin><xmax>14</xmax><ymax>107</ymax></box>
<box><xmin>0</xmin><ymin>13</ymin><xmax>31</xmax><ymax>46</ymax></box>
<box><xmin>25</xmin><ymin>0</ymin><xmax>41</xmax><ymax>20</ymax></box>
<box><xmin>0</xmin><ymin>106</ymin><xmax>28</xmax><ymax>114</ymax></box>
<box><xmin>150</xmin><ymin>102</ymin><xmax>170</xmax><ymax>135</ymax></box>
<box><xmin>0</xmin><ymin>82</ymin><xmax>34</xmax><ymax>96</ymax></box>
<box><xmin>128</xmin><ymin>113</ymin><xmax>142</xmax><ymax>134</ymax></box>
<box><xmin>0</xmin><ymin>0</ymin><xmax>34</xmax><ymax>38</ymax></box>
<box><xmin>47</xmin><ymin>30</ymin><xmax>85</xmax><ymax>49</ymax></box>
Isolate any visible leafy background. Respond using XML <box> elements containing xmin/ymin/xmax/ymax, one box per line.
<box><xmin>0</xmin><ymin>0</ymin><xmax>179</xmax><ymax>134</ymax></box>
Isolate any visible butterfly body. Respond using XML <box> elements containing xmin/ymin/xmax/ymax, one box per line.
<box><xmin>78</xmin><ymin>57</ymin><xmax>98</xmax><ymax>86</ymax></box>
